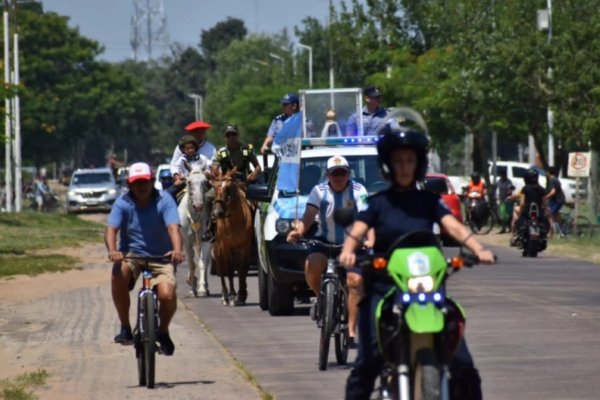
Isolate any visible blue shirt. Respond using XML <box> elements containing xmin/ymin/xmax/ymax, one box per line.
<box><xmin>107</xmin><ymin>190</ymin><xmax>181</xmax><ymax>256</ymax></box>
<box><xmin>345</xmin><ymin>106</ymin><xmax>388</xmax><ymax>136</ymax></box>
<box><xmin>266</xmin><ymin>114</ymin><xmax>289</xmax><ymax>138</ymax></box>
<box><xmin>358</xmin><ymin>188</ymin><xmax>450</xmax><ymax>253</ymax></box>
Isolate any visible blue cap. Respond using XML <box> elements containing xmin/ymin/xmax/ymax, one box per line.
<box><xmin>280</xmin><ymin>93</ymin><xmax>299</xmax><ymax>104</ymax></box>
<box><xmin>364</xmin><ymin>86</ymin><xmax>382</xmax><ymax>98</ymax></box>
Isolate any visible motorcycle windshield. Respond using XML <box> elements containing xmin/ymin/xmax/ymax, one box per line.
<box><xmin>387</xmin><ymin>246</ymin><xmax>447</xmax><ymax>291</ymax></box>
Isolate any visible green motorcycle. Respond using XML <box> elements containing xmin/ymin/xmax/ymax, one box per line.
<box><xmin>359</xmin><ymin>230</ymin><xmax>479</xmax><ymax>400</ymax></box>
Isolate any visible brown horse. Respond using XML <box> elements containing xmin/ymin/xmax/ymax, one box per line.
<box><xmin>211</xmin><ymin>168</ymin><xmax>254</xmax><ymax>306</ymax></box>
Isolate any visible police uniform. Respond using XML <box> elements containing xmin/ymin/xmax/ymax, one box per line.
<box><xmin>345</xmin><ymin>106</ymin><xmax>389</xmax><ymax>136</ymax></box>
<box><xmin>266</xmin><ymin>113</ymin><xmax>289</xmax><ymax>139</ymax></box>
<box><xmin>213</xmin><ymin>143</ymin><xmax>259</xmax><ymax>181</ymax></box>
<box><xmin>345</xmin><ymin>187</ymin><xmax>482</xmax><ymax>400</ymax></box>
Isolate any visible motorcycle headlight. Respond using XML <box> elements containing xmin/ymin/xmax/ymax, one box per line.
<box><xmin>275</xmin><ymin>219</ymin><xmax>293</xmax><ymax>235</ymax></box>
<box><xmin>407</xmin><ymin>276</ymin><xmax>435</xmax><ymax>293</ymax></box>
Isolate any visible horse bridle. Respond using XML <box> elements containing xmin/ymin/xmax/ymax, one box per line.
<box><xmin>213</xmin><ymin>178</ymin><xmax>238</xmax><ymax>218</ymax></box>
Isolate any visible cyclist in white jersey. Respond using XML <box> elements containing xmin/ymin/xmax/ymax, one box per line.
<box><xmin>287</xmin><ymin>155</ymin><xmax>372</xmax><ymax>348</ymax></box>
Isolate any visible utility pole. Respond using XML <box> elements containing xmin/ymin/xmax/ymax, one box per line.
<box><xmin>130</xmin><ymin>0</ymin><xmax>169</xmax><ymax>61</ymax></box>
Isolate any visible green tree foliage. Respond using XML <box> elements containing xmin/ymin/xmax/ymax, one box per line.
<box><xmin>200</xmin><ymin>17</ymin><xmax>247</xmax><ymax>72</ymax></box>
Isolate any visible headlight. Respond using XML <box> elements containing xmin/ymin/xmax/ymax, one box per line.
<box><xmin>407</xmin><ymin>276</ymin><xmax>435</xmax><ymax>293</ymax></box>
<box><xmin>68</xmin><ymin>191</ymin><xmax>75</xmax><ymax>196</ymax></box>
<box><xmin>108</xmin><ymin>188</ymin><xmax>117</xmax><ymax>195</ymax></box>
<box><xmin>275</xmin><ymin>219</ymin><xmax>292</xmax><ymax>235</ymax></box>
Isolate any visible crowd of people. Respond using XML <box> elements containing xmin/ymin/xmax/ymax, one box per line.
<box><xmin>104</xmin><ymin>86</ymin><xmax>499</xmax><ymax>399</ymax></box>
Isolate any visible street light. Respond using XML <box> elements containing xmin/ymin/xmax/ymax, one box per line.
<box><xmin>188</xmin><ymin>93</ymin><xmax>203</xmax><ymax>121</ymax></box>
<box><xmin>296</xmin><ymin>42</ymin><xmax>313</xmax><ymax>88</ymax></box>
<box><xmin>538</xmin><ymin>0</ymin><xmax>554</xmax><ymax>166</ymax></box>
<box><xmin>268</xmin><ymin>52</ymin><xmax>284</xmax><ymax>75</ymax></box>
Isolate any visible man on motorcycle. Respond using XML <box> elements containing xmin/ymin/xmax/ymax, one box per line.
<box><xmin>511</xmin><ymin>168</ymin><xmax>550</xmax><ymax>245</ymax></box>
<box><xmin>339</xmin><ymin>118</ymin><xmax>495</xmax><ymax>400</ymax></box>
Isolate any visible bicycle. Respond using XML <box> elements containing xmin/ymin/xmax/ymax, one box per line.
<box><xmin>299</xmin><ymin>238</ymin><xmax>350</xmax><ymax>371</ymax></box>
<box><xmin>556</xmin><ymin>205</ymin><xmax>593</xmax><ymax>238</ymax></box>
<box><xmin>124</xmin><ymin>255</ymin><xmax>173</xmax><ymax>389</ymax></box>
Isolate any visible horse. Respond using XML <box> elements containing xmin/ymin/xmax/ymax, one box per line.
<box><xmin>211</xmin><ymin>167</ymin><xmax>254</xmax><ymax>306</ymax></box>
<box><xmin>178</xmin><ymin>162</ymin><xmax>213</xmax><ymax>297</ymax></box>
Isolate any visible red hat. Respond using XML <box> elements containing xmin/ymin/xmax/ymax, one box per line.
<box><xmin>127</xmin><ymin>162</ymin><xmax>152</xmax><ymax>183</ymax></box>
<box><xmin>185</xmin><ymin>120</ymin><xmax>211</xmax><ymax>132</ymax></box>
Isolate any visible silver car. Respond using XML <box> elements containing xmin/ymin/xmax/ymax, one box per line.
<box><xmin>66</xmin><ymin>168</ymin><xmax>119</xmax><ymax>213</ymax></box>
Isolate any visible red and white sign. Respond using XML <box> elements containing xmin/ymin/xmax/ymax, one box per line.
<box><xmin>567</xmin><ymin>152</ymin><xmax>591</xmax><ymax>177</ymax></box>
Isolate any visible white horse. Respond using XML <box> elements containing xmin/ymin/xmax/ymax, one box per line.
<box><xmin>178</xmin><ymin>163</ymin><xmax>213</xmax><ymax>297</ymax></box>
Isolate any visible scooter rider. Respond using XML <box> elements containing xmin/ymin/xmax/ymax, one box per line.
<box><xmin>338</xmin><ymin>119</ymin><xmax>496</xmax><ymax>400</ymax></box>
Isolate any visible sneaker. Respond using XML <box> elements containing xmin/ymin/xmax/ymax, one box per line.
<box><xmin>310</xmin><ymin>299</ymin><xmax>320</xmax><ymax>321</ymax></box>
<box><xmin>114</xmin><ymin>326</ymin><xmax>133</xmax><ymax>345</ymax></box>
<box><xmin>348</xmin><ymin>336</ymin><xmax>358</xmax><ymax>349</ymax></box>
<box><xmin>157</xmin><ymin>331</ymin><xmax>175</xmax><ymax>356</ymax></box>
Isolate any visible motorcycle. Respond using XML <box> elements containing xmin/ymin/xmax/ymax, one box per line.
<box><xmin>359</xmin><ymin>230</ymin><xmax>479</xmax><ymax>400</ymax></box>
<box><xmin>514</xmin><ymin>203</ymin><xmax>547</xmax><ymax>258</ymax></box>
<box><xmin>464</xmin><ymin>191</ymin><xmax>492</xmax><ymax>234</ymax></box>
<box><xmin>27</xmin><ymin>191</ymin><xmax>60</xmax><ymax>212</ymax></box>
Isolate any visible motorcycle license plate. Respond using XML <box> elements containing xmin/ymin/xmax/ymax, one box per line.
<box><xmin>529</xmin><ymin>225</ymin><xmax>540</xmax><ymax>236</ymax></box>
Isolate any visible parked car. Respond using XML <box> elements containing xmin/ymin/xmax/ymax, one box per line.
<box><xmin>66</xmin><ymin>168</ymin><xmax>119</xmax><ymax>213</ymax></box>
<box><xmin>489</xmin><ymin>161</ymin><xmax>586</xmax><ymax>204</ymax></box>
<box><xmin>424</xmin><ymin>173</ymin><xmax>463</xmax><ymax>246</ymax></box>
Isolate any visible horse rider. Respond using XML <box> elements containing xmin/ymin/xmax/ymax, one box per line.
<box><xmin>203</xmin><ymin>123</ymin><xmax>262</xmax><ymax>242</ymax></box>
<box><xmin>106</xmin><ymin>162</ymin><xmax>184</xmax><ymax>356</ymax></box>
<box><xmin>345</xmin><ymin>86</ymin><xmax>389</xmax><ymax>137</ymax></box>
<box><xmin>170</xmin><ymin>120</ymin><xmax>216</xmax><ymax>189</ymax></box>
<box><xmin>286</xmin><ymin>155</ymin><xmax>373</xmax><ymax>349</ymax></box>
<box><xmin>167</xmin><ymin>135</ymin><xmax>210</xmax><ymax>201</ymax></box>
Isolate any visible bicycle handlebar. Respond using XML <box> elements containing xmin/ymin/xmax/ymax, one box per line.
<box><xmin>123</xmin><ymin>255</ymin><xmax>173</xmax><ymax>264</ymax></box>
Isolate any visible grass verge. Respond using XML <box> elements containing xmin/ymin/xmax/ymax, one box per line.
<box><xmin>0</xmin><ymin>212</ymin><xmax>103</xmax><ymax>278</ymax></box>
<box><xmin>0</xmin><ymin>369</ymin><xmax>48</xmax><ymax>400</ymax></box>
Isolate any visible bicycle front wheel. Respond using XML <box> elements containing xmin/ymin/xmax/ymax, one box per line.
<box><xmin>142</xmin><ymin>293</ymin><xmax>156</xmax><ymax>388</ymax></box>
<box><xmin>318</xmin><ymin>281</ymin><xmax>336</xmax><ymax>371</ymax></box>
<box><xmin>334</xmin><ymin>285</ymin><xmax>349</xmax><ymax>365</ymax></box>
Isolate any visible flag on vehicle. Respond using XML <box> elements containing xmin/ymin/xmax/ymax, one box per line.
<box><xmin>273</xmin><ymin>112</ymin><xmax>302</xmax><ymax>193</ymax></box>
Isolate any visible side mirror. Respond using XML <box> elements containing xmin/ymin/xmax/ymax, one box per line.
<box><xmin>334</xmin><ymin>207</ymin><xmax>355</xmax><ymax>228</ymax></box>
<box><xmin>246</xmin><ymin>183</ymin><xmax>271</xmax><ymax>203</ymax></box>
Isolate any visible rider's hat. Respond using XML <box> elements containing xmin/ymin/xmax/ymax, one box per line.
<box><xmin>280</xmin><ymin>93</ymin><xmax>299</xmax><ymax>104</ymax></box>
<box><xmin>185</xmin><ymin>120</ymin><xmax>212</xmax><ymax>132</ymax></box>
<box><xmin>224</xmin><ymin>123</ymin><xmax>239</xmax><ymax>135</ymax></box>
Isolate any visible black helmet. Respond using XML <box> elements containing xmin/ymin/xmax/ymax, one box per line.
<box><xmin>471</xmin><ymin>171</ymin><xmax>481</xmax><ymax>184</ymax></box>
<box><xmin>178</xmin><ymin>134</ymin><xmax>199</xmax><ymax>151</ymax></box>
<box><xmin>524</xmin><ymin>168</ymin><xmax>539</xmax><ymax>184</ymax></box>
<box><xmin>376</xmin><ymin>120</ymin><xmax>430</xmax><ymax>181</ymax></box>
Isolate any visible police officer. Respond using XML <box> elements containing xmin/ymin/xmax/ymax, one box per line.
<box><xmin>345</xmin><ymin>86</ymin><xmax>389</xmax><ymax>136</ymax></box>
<box><xmin>202</xmin><ymin>124</ymin><xmax>261</xmax><ymax>241</ymax></box>
<box><xmin>260</xmin><ymin>93</ymin><xmax>299</xmax><ymax>155</ymax></box>
<box><xmin>339</xmin><ymin>118</ymin><xmax>496</xmax><ymax>400</ymax></box>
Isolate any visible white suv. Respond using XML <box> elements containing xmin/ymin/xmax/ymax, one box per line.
<box><xmin>489</xmin><ymin>161</ymin><xmax>586</xmax><ymax>204</ymax></box>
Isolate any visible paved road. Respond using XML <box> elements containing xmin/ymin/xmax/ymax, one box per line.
<box><xmin>179</xmin><ymin>243</ymin><xmax>600</xmax><ymax>400</ymax></box>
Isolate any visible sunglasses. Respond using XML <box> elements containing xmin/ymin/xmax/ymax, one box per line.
<box><xmin>225</xmin><ymin>132</ymin><xmax>238</xmax><ymax>138</ymax></box>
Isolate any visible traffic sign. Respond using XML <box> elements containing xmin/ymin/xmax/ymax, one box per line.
<box><xmin>567</xmin><ymin>152</ymin><xmax>591</xmax><ymax>177</ymax></box>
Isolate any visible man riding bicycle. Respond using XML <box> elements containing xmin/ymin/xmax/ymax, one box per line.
<box><xmin>287</xmin><ymin>155</ymin><xmax>372</xmax><ymax>349</ymax></box>
<box><xmin>105</xmin><ymin>162</ymin><xmax>184</xmax><ymax>356</ymax></box>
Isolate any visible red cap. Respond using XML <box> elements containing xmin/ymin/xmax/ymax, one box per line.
<box><xmin>127</xmin><ymin>162</ymin><xmax>152</xmax><ymax>183</ymax></box>
<box><xmin>185</xmin><ymin>120</ymin><xmax>211</xmax><ymax>132</ymax></box>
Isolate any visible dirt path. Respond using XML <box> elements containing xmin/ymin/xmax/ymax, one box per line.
<box><xmin>0</xmin><ymin>241</ymin><xmax>262</xmax><ymax>400</ymax></box>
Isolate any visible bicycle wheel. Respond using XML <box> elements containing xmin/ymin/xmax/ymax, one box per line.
<box><xmin>567</xmin><ymin>215</ymin><xmax>593</xmax><ymax>238</ymax></box>
<box><xmin>334</xmin><ymin>285</ymin><xmax>349</xmax><ymax>365</ymax></box>
<box><xmin>135</xmin><ymin>332</ymin><xmax>146</xmax><ymax>386</ymax></box>
<box><xmin>142</xmin><ymin>293</ymin><xmax>156</xmax><ymax>388</ymax></box>
<box><xmin>318</xmin><ymin>281</ymin><xmax>336</xmax><ymax>371</ymax></box>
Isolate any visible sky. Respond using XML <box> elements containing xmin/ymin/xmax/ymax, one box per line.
<box><xmin>40</xmin><ymin>0</ymin><xmax>360</xmax><ymax>62</ymax></box>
